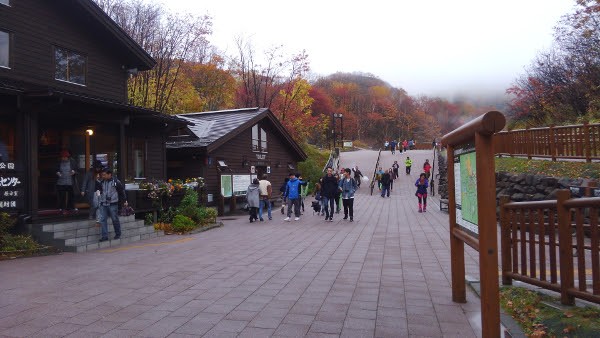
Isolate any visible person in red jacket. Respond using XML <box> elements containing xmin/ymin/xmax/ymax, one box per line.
<box><xmin>423</xmin><ymin>159</ymin><xmax>432</xmax><ymax>179</ymax></box>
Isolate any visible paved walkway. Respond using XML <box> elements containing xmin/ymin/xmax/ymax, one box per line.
<box><xmin>0</xmin><ymin>149</ymin><xmax>484</xmax><ymax>338</ymax></box>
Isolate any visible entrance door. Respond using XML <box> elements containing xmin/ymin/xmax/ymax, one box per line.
<box><xmin>37</xmin><ymin>123</ymin><xmax>119</xmax><ymax>212</ymax></box>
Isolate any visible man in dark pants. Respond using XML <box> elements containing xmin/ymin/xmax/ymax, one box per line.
<box><xmin>321</xmin><ymin>167</ymin><xmax>338</xmax><ymax>222</ymax></box>
<box><xmin>338</xmin><ymin>168</ymin><xmax>357</xmax><ymax>221</ymax></box>
<box><xmin>380</xmin><ymin>169</ymin><xmax>392</xmax><ymax>197</ymax></box>
<box><xmin>98</xmin><ymin>168</ymin><xmax>127</xmax><ymax>241</ymax></box>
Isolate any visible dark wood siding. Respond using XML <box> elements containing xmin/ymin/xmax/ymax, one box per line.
<box><xmin>0</xmin><ymin>0</ymin><xmax>129</xmax><ymax>102</ymax></box>
<box><xmin>206</xmin><ymin>120</ymin><xmax>300</xmax><ymax>202</ymax></box>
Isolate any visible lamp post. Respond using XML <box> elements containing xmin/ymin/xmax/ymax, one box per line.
<box><xmin>332</xmin><ymin>113</ymin><xmax>344</xmax><ymax>150</ymax></box>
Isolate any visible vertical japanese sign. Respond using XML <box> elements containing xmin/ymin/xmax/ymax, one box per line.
<box><xmin>0</xmin><ymin>161</ymin><xmax>23</xmax><ymax>211</ymax></box>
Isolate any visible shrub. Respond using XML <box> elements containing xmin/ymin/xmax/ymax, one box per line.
<box><xmin>177</xmin><ymin>189</ymin><xmax>203</xmax><ymax>224</ymax></box>
<box><xmin>154</xmin><ymin>222</ymin><xmax>173</xmax><ymax>233</ymax></box>
<box><xmin>171</xmin><ymin>215</ymin><xmax>197</xmax><ymax>233</ymax></box>
<box><xmin>1</xmin><ymin>234</ymin><xmax>39</xmax><ymax>252</ymax></box>
<box><xmin>0</xmin><ymin>212</ymin><xmax>15</xmax><ymax>237</ymax></box>
<box><xmin>144</xmin><ymin>212</ymin><xmax>154</xmax><ymax>225</ymax></box>
<box><xmin>197</xmin><ymin>207</ymin><xmax>218</xmax><ymax>225</ymax></box>
<box><xmin>158</xmin><ymin>207</ymin><xmax>176</xmax><ymax>224</ymax></box>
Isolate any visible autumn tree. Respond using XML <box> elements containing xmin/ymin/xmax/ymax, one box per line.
<box><xmin>94</xmin><ymin>0</ymin><xmax>214</xmax><ymax>113</ymax></box>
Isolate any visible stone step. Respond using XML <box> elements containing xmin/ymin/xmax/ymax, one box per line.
<box><xmin>31</xmin><ymin>216</ymin><xmax>164</xmax><ymax>253</ymax></box>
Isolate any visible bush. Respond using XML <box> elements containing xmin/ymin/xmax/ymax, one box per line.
<box><xmin>154</xmin><ymin>222</ymin><xmax>173</xmax><ymax>233</ymax></box>
<box><xmin>171</xmin><ymin>215</ymin><xmax>197</xmax><ymax>233</ymax></box>
<box><xmin>197</xmin><ymin>207</ymin><xmax>218</xmax><ymax>225</ymax></box>
<box><xmin>1</xmin><ymin>234</ymin><xmax>39</xmax><ymax>252</ymax></box>
<box><xmin>158</xmin><ymin>207</ymin><xmax>176</xmax><ymax>224</ymax></box>
<box><xmin>0</xmin><ymin>212</ymin><xmax>15</xmax><ymax>237</ymax></box>
<box><xmin>177</xmin><ymin>189</ymin><xmax>203</xmax><ymax>224</ymax></box>
<box><xmin>297</xmin><ymin>143</ymin><xmax>330</xmax><ymax>194</ymax></box>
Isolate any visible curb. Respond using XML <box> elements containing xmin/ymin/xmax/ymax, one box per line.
<box><xmin>466</xmin><ymin>278</ymin><xmax>526</xmax><ymax>338</ymax></box>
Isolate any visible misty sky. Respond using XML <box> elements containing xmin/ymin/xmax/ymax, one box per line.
<box><xmin>164</xmin><ymin>0</ymin><xmax>574</xmax><ymax>98</ymax></box>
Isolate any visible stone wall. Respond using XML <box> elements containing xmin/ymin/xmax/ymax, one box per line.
<box><xmin>496</xmin><ymin>172</ymin><xmax>585</xmax><ymax>202</ymax></box>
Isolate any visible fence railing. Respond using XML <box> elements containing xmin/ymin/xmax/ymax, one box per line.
<box><xmin>494</xmin><ymin>123</ymin><xmax>600</xmax><ymax>162</ymax></box>
<box><xmin>500</xmin><ymin>188</ymin><xmax>600</xmax><ymax>305</ymax></box>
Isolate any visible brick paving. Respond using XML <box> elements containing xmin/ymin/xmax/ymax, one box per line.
<box><xmin>0</xmin><ymin>149</ymin><xmax>485</xmax><ymax>337</ymax></box>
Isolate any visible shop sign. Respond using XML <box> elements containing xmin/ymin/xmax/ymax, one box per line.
<box><xmin>0</xmin><ymin>161</ymin><xmax>23</xmax><ymax>211</ymax></box>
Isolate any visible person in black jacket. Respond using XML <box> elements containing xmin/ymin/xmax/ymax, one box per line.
<box><xmin>380</xmin><ymin>169</ymin><xmax>392</xmax><ymax>198</ymax></box>
<box><xmin>321</xmin><ymin>167</ymin><xmax>338</xmax><ymax>222</ymax></box>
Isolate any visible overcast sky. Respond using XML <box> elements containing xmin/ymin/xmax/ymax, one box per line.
<box><xmin>163</xmin><ymin>0</ymin><xmax>574</xmax><ymax>98</ymax></box>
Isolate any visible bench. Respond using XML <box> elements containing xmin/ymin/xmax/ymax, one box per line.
<box><xmin>440</xmin><ymin>199</ymin><xmax>449</xmax><ymax>212</ymax></box>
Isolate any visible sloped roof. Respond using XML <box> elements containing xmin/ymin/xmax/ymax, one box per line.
<box><xmin>167</xmin><ymin>108</ymin><xmax>307</xmax><ymax>160</ymax></box>
<box><xmin>74</xmin><ymin>0</ymin><xmax>155</xmax><ymax>70</ymax></box>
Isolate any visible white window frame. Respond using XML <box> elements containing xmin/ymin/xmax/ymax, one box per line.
<box><xmin>0</xmin><ymin>30</ymin><xmax>9</xmax><ymax>69</ymax></box>
<box><xmin>251</xmin><ymin>124</ymin><xmax>268</xmax><ymax>153</ymax></box>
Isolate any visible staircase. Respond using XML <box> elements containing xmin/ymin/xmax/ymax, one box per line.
<box><xmin>31</xmin><ymin>215</ymin><xmax>164</xmax><ymax>253</ymax></box>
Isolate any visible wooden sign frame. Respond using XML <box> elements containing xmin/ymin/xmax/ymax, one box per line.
<box><xmin>441</xmin><ymin>111</ymin><xmax>506</xmax><ymax>338</ymax></box>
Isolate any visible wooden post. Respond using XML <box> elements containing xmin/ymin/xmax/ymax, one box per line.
<box><xmin>549</xmin><ymin>125</ymin><xmax>556</xmax><ymax>161</ymax></box>
<box><xmin>500</xmin><ymin>196</ymin><xmax>512</xmax><ymax>285</ymax></box>
<box><xmin>475</xmin><ymin>132</ymin><xmax>501</xmax><ymax>337</ymax></box>
<box><xmin>447</xmin><ymin>145</ymin><xmax>466</xmax><ymax>303</ymax></box>
<box><xmin>584</xmin><ymin>122</ymin><xmax>591</xmax><ymax>163</ymax></box>
<box><xmin>556</xmin><ymin>189</ymin><xmax>575</xmax><ymax>305</ymax></box>
<box><xmin>525</xmin><ymin>126</ymin><xmax>532</xmax><ymax>159</ymax></box>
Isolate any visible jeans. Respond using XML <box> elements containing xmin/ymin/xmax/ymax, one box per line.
<box><xmin>406</xmin><ymin>166</ymin><xmax>411</xmax><ymax>174</ymax></box>
<box><xmin>100</xmin><ymin>204</ymin><xmax>121</xmax><ymax>239</ymax></box>
<box><xmin>381</xmin><ymin>185</ymin><xmax>390</xmax><ymax>197</ymax></box>
<box><xmin>286</xmin><ymin>198</ymin><xmax>301</xmax><ymax>217</ymax></box>
<box><xmin>259</xmin><ymin>198</ymin><xmax>272</xmax><ymax>220</ymax></box>
<box><xmin>322</xmin><ymin>196</ymin><xmax>335</xmax><ymax>218</ymax></box>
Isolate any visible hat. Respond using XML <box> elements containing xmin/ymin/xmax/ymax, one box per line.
<box><xmin>252</xmin><ymin>178</ymin><xmax>259</xmax><ymax>184</ymax></box>
<box><xmin>60</xmin><ymin>150</ymin><xmax>70</xmax><ymax>157</ymax></box>
<box><xmin>102</xmin><ymin>167</ymin><xmax>112</xmax><ymax>174</ymax></box>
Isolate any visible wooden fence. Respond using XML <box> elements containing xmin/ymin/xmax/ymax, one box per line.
<box><xmin>500</xmin><ymin>188</ymin><xmax>600</xmax><ymax>305</ymax></box>
<box><xmin>494</xmin><ymin>123</ymin><xmax>600</xmax><ymax>162</ymax></box>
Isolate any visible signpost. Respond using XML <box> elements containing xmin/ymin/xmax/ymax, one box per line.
<box><xmin>0</xmin><ymin>161</ymin><xmax>23</xmax><ymax>211</ymax></box>
<box><xmin>441</xmin><ymin>111</ymin><xmax>506</xmax><ymax>338</ymax></box>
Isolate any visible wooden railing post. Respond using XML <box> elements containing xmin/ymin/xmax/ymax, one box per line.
<box><xmin>549</xmin><ymin>125</ymin><xmax>556</xmax><ymax>161</ymax></box>
<box><xmin>526</xmin><ymin>126</ymin><xmax>532</xmax><ymax>159</ymax></box>
<box><xmin>500</xmin><ymin>195</ymin><xmax>512</xmax><ymax>286</ymax></box>
<box><xmin>557</xmin><ymin>189</ymin><xmax>575</xmax><ymax>305</ymax></box>
<box><xmin>584</xmin><ymin>122</ymin><xmax>591</xmax><ymax>163</ymax></box>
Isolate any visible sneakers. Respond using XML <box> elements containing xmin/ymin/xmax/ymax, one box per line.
<box><xmin>343</xmin><ymin>216</ymin><xmax>348</xmax><ymax>220</ymax></box>
<box><xmin>418</xmin><ymin>208</ymin><xmax>423</xmax><ymax>213</ymax></box>
<box><xmin>294</xmin><ymin>217</ymin><xmax>300</xmax><ymax>221</ymax></box>
<box><xmin>99</xmin><ymin>237</ymin><xmax>108</xmax><ymax>242</ymax></box>
<box><xmin>284</xmin><ymin>217</ymin><xmax>291</xmax><ymax>221</ymax></box>
<box><xmin>329</xmin><ymin>217</ymin><xmax>333</xmax><ymax>222</ymax></box>
<box><xmin>260</xmin><ymin>218</ymin><xmax>264</xmax><ymax>221</ymax></box>
<box><xmin>350</xmin><ymin>218</ymin><xmax>354</xmax><ymax>222</ymax></box>
<box><xmin>114</xmin><ymin>235</ymin><xmax>120</xmax><ymax>240</ymax></box>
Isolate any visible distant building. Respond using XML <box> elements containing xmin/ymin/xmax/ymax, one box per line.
<box><xmin>166</xmin><ymin>108</ymin><xmax>307</xmax><ymax>213</ymax></box>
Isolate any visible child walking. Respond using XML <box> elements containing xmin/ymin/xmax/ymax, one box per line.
<box><xmin>415</xmin><ymin>173</ymin><xmax>429</xmax><ymax>212</ymax></box>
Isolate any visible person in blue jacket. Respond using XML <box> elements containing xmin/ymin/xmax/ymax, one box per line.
<box><xmin>338</xmin><ymin>168</ymin><xmax>358</xmax><ymax>221</ymax></box>
<box><xmin>283</xmin><ymin>172</ymin><xmax>305</xmax><ymax>221</ymax></box>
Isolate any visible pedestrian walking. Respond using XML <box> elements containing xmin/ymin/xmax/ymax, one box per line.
<box><xmin>415</xmin><ymin>173</ymin><xmax>429</xmax><ymax>212</ymax></box>
<box><xmin>98</xmin><ymin>168</ymin><xmax>127</xmax><ymax>242</ymax></box>
<box><xmin>376</xmin><ymin>167</ymin><xmax>384</xmax><ymax>190</ymax></box>
<box><xmin>352</xmin><ymin>166</ymin><xmax>363</xmax><ymax>188</ymax></box>
<box><xmin>387</xmin><ymin>168</ymin><xmax>395</xmax><ymax>191</ymax></box>
<box><xmin>390</xmin><ymin>140</ymin><xmax>397</xmax><ymax>154</ymax></box>
<box><xmin>279</xmin><ymin>177</ymin><xmax>289</xmax><ymax>214</ymax></box>
<box><xmin>283</xmin><ymin>173</ymin><xmax>304</xmax><ymax>221</ymax></box>
<box><xmin>380</xmin><ymin>169</ymin><xmax>391</xmax><ymax>197</ymax></box>
<box><xmin>405</xmin><ymin>156</ymin><xmax>413</xmax><ymax>175</ymax></box>
<box><xmin>423</xmin><ymin>159</ymin><xmax>432</xmax><ymax>179</ymax></box>
<box><xmin>258</xmin><ymin>174</ymin><xmax>273</xmax><ymax>221</ymax></box>
<box><xmin>314</xmin><ymin>178</ymin><xmax>326</xmax><ymax>216</ymax></box>
<box><xmin>338</xmin><ymin>168</ymin><xmax>357</xmax><ymax>221</ymax></box>
<box><xmin>299</xmin><ymin>173</ymin><xmax>309</xmax><ymax>214</ymax></box>
<box><xmin>246</xmin><ymin>178</ymin><xmax>260</xmax><ymax>222</ymax></box>
<box><xmin>334</xmin><ymin>172</ymin><xmax>342</xmax><ymax>213</ymax></box>
<box><xmin>321</xmin><ymin>167</ymin><xmax>338</xmax><ymax>222</ymax></box>
<box><xmin>392</xmin><ymin>160</ymin><xmax>400</xmax><ymax>179</ymax></box>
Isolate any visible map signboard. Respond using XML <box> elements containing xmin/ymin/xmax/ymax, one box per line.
<box><xmin>454</xmin><ymin>146</ymin><xmax>478</xmax><ymax>235</ymax></box>
<box><xmin>220</xmin><ymin>175</ymin><xmax>232</xmax><ymax>197</ymax></box>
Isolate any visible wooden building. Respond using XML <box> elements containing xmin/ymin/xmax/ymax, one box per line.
<box><xmin>0</xmin><ymin>0</ymin><xmax>184</xmax><ymax>219</ymax></box>
<box><xmin>166</xmin><ymin>108</ymin><xmax>307</xmax><ymax>213</ymax></box>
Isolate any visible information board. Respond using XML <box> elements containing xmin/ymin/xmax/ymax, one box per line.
<box><xmin>0</xmin><ymin>161</ymin><xmax>24</xmax><ymax>211</ymax></box>
<box><xmin>232</xmin><ymin>174</ymin><xmax>256</xmax><ymax>196</ymax></box>
<box><xmin>220</xmin><ymin>175</ymin><xmax>232</xmax><ymax>197</ymax></box>
<box><xmin>454</xmin><ymin>146</ymin><xmax>478</xmax><ymax>235</ymax></box>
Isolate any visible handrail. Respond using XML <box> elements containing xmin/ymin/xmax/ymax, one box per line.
<box><xmin>369</xmin><ymin>149</ymin><xmax>382</xmax><ymax>196</ymax></box>
<box><xmin>442</xmin><ymin>110</ymin><xmax>506</xmax><ymax>146</ymax></box>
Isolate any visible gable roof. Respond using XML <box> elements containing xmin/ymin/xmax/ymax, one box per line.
<box><xmin>167</xmin><ymin>108</ymin><xmax>307</xmax><ymax>161</ymax></box>
<box><xmin>73</xmin><ymin>0</ymin><xmax>155</xmax><ymax>70</ymax></box>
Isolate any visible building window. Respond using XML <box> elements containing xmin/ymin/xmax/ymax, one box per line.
<box><xmin>0</xmin><ymin>31</ymin><xmax>9</xmax><ymax>68</ymax></box>
<box><xmin>251</xmin><ymin>124</ymin><xmax>267</xmax><ymax>153</ymax></box>
<box><xmin>54</xmin><ymin>47</ymin><xmax>86</xmax><ymax>85</ymax></box>
<box><xmin>0</xmin><ymin>0</ymin><xmax>9</xmax><ymax>6</ymax></box>
<box><xmin>132</xmin><ymin>139</ymin><xmax>146</xmax><ymax>178</ymax></box>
